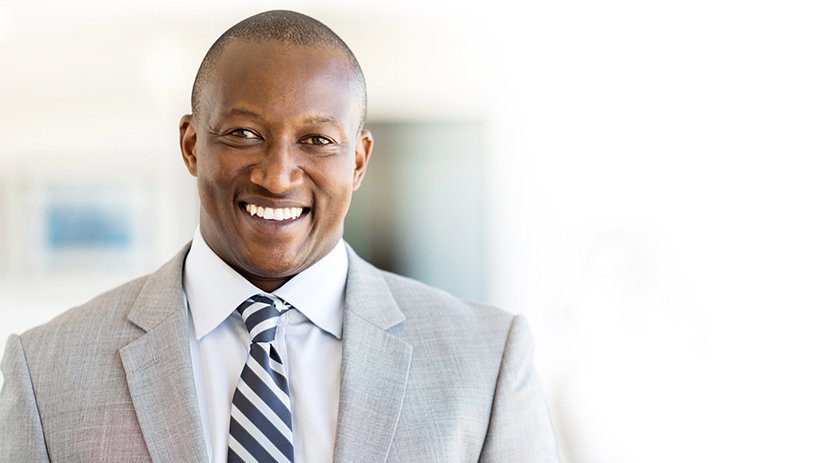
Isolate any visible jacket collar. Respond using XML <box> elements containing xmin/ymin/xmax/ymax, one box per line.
<box><xmin>332</xmin><ymin>244</ymin><xmax>412</xmax><ymax>463</ymax></box>
<box><xmin>120</xmin><ymin>243</ymin><xmax>210</xmax><ymax>463</ymax></box>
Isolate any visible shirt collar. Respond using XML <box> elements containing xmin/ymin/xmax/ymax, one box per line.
<box><xmin>183</xmin><ymin>227</ymin><xmax>347</xmax><ymax>341</ymax></box>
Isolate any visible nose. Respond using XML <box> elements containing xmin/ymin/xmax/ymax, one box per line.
<box><xmin>249</xmin><ymin>141</ymin><xmax>303</xmax><ymax>194</ymax></box>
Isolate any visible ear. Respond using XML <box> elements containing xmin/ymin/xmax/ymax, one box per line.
<box><xmin>179</xmin><ymin>114</ymin><xmax>198</xmax><ymax>176</ymax></box>
<box><xmin>352</xmin><ymin>128</ymin><xmax>374</xmax><ymax>191</ymax></box>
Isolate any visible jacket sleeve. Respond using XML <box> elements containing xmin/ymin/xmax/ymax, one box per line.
<box><xmin>479</xmin><ymin>315</ymin><xmax>561</xmax><ymax>462</ymax></box>
<box><xmin>0</xmin><ymin>334</ymin><xmax>50</xmax><ymax>462</ymax></box>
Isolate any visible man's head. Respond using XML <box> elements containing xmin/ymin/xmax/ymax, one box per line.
<box><xmin>179</xmin><ymin>10</ymin><xmax>373</xmax><ymax>292</ymax></box>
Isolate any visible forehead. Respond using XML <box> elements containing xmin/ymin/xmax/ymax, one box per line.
<box><xmin>200</xmin><ymin>39</ymin><xmax>361</xmax><ymax>124</ymax></box>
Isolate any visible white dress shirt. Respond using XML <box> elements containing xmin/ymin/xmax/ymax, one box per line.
<box><xmin>183</xmin><ymin>228</ymin><xmax>347</xmax><ymax>463</ymax></box>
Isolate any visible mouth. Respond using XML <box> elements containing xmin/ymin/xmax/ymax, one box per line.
<box><xmin>240</xmin><ymin>201</ymin><xmax>309</xmax><ymax>222</ymax></box>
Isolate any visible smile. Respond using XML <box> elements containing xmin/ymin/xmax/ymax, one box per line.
<box><xmin>243</xmin><ymin>203</ymin><xmax>305</xmax><ymax>221</ymax></box>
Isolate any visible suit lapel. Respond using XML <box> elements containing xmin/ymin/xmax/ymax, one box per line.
<box><xmin>119</xmin><ymin>245</ymin><xmax>209</xmax><ymax>463</ymax></box>
<box><xmin>333</xmin><ymin>246</ymin><xmax>413</xmax><ymax>463</ymax></box>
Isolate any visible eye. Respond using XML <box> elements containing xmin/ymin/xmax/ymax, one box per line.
<box><xmin>301</xmin><ymin>135</ymin><xmax>334</xmax><ymax>146</ymax></box>
<box><xmin>229</xmin><ymin>128</ymin><xmax>261</xmax><ymax>140</ymax></box>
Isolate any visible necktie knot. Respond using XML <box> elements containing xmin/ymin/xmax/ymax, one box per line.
<box><xmin>236</xmin><ymin>294</ymin><xmax>290</xmax><ymax>343</ymax></box>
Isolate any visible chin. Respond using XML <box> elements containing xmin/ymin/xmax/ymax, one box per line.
<box><xmin>241</xmin><ymin>249</ymin><xmax>304</xmax><ymax>276</ymax></box>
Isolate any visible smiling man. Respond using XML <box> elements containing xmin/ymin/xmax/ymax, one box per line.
<box><xmin>0</xmin><ymin>10</ymin><xmax>560</xmax><ymax>463</ymax></box>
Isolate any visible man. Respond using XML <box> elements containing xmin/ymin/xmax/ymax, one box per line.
<box><xmin>0</xmin><ymin>10</ymin><xmax>559</xmax><ymax>463</ymax></box>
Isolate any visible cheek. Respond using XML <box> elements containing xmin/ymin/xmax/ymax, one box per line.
<box><xmin>308</xmin><ymin>163</ymin><xmax>355</xmax><ymax>225</ymax></box>
<box><xmin>196</xmin><ymin>163</ymin><xmax>235</xmax><ymax>210</ymax></box>
<box><xmin>316</xmin><ymin>154</ymin><xmax>357</xmax><ymax>186</ymax></box>
<box><xmin>196</xmin><ymin>178</ymin><xmax>221</xmax><ymax>223</ymax></box>
<box><xmin>324</xmin><ymin>181</ymin><xmax>355</xmax><ymax>221</ymax></box>
<box><xmin>198</xmin><ymin>153</ymin><xmax>242</xmax><ymax>190</ymax></box>
<box><xmin>316</xmin><ymin>167</ymin><xmax>355</xmax><ymax>205</ymax></box>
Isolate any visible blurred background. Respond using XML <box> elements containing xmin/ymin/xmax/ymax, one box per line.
<box><xmin>1</xmin><ymin>0</ymin><xmax>821</xmax><ymax>461</ymax></box>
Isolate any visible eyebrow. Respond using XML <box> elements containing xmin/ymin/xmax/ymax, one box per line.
<box><xmin>222</xmin><ymin>108</ymin><xmax>263</xmax><ymax>119</ymax></box>
<box><xmin>216</xmin><ymin>109</ymin><xmax>347</xmax><ymax>132</ymax></box>
<box><xmin>302</xmin><ymin>115</ymin><xmax>341</xmax><ymax>126</ymax></box>
<box><xmin>220</xmin><ymin>110</ymin><xmax>339</xmax><ymax>125</ymax></box>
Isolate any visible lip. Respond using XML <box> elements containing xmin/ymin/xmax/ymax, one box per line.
<box><xmin>238</xmin><ymin>198</ymin><xmax>309</xmax><ymax>209</ymax></box>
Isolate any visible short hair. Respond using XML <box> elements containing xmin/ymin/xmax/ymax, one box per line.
<box><xmin>190</xmin><ymin>10</ymin><xmax>367</xmax><ymax>130</ymax></box>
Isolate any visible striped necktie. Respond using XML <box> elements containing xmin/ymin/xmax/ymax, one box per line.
<box><xmin>228</xmin><ymin>294</ymin><xmax>294</xmax><ymax>463</ymax></box>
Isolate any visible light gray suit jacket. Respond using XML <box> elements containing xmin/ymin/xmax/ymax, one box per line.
<box><xmin>0</xmin><ymin>244</ymin><xmax>559</xmax><ymax>462</ymax></box>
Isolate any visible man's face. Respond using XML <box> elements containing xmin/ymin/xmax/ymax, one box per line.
<box><xmin>179</xmin><ymin>39</ymin><xmax>372</xmax><ymax>291</ymax></box>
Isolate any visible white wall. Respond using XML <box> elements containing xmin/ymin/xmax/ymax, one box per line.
<box><xmin>2</xmin><ymin>1</ymin><xmax>822</xmax><ymax>461</ymax></box>
<box><xmin>484</xmin><ymin>2</ymin><xmax>822</xmax><ymax>461</ymax></box>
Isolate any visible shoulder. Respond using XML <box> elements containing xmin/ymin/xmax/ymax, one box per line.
<box><xmin>344</xmin><ymin>244</ymin><xmax>516</xmax><ymax>343</ymax></box>
<box><xmin>18</xmin><ymin>243</ymin><xmax>190</xmax><ymax>354</ymax></box>
<box><xmin>381</xmin><ymin>270</ymin><xmax>513</xmax><ymax>327</ymax></box>
<box><xmin>18</xmin><ymin>274</ymin><xmax>151</xmax><ymax>353</ymax></box>
<box><xmin>376</xmin><ymin>269</ymin><xmax>518</xmax><ymax>361</ymax></box>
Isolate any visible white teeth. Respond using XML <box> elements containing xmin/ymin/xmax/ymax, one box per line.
<box><xmin>245</xmin><ymin>204</ymin><xmax>303</xmax><ymax>221</ymax></box>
